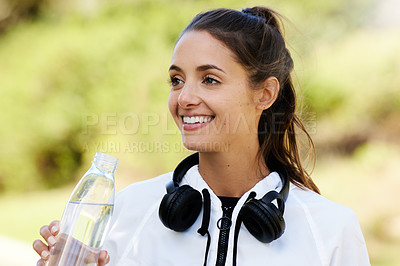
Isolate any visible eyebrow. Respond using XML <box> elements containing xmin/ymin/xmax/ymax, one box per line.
<box><xmin>196</xmin><ymin>64</ymin><xmax>226</xmax><ymax>74</ymax></box>
<box><xmin>169</xmin><ymin>64</ymin><xmax>182</xmax><ymax>72</ymax></box>
<box><xmin>169</xmin><ymin>64</ymin><xmax>226</xmax><ymax>74</ymax></box>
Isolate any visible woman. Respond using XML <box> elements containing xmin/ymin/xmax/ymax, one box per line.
<box><xmin>34</xmin><ymin>6</ymin><xmax>370</xmax><ymax>265</ymax></box>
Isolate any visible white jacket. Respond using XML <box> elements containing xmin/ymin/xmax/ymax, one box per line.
<box><xmin>104</xmin><ymin>165</ymin><xmax>370</xmax><ymax>265</ymax></box>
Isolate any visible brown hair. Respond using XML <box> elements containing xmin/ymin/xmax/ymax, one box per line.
<box><xmin>182</xmin><ymin>6</ymin><xmax>320</xmax><ymax>193</ymax></box>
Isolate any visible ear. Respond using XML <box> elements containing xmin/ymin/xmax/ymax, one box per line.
<box><xmin>255</xmin><ymin>76</ymin><xmax>280</xmax><ymax>110</ymax></box>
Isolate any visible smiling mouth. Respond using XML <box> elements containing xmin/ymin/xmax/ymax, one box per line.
<box><xmin>182</xmin><ymin>115</ymin><xmax>215</xmax><ymax>124</ymax></box>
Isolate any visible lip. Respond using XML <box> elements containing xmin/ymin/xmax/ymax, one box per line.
<box><xmin>179</xmin><ymin>112</ymin><xmax>215</xmax><ymax>117</ymax></box>
<box><xmin>180</xmin><ymin>114</ymin><xmax>215</xmax><ymax>131</ymax></box>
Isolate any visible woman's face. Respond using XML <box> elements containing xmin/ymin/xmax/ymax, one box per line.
<box><xmin>168</xmin><ymin>30</ymin><xmax>261</xmax><ymax>152</ymax></box>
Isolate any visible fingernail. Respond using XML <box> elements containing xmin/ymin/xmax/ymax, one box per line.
<box><xmin>51</xmin><ymin>226</ymin><xmax>58</xmax><ymax>234</ymax></box>
<box><xmin>41</xmin><ymin>250</ymin><xmax>50</xmax><ymax>260</ymax></box>
<box><xmin>48</xmin><ymin>236</ymin><xmax>56</xmax><ymax>246</ymax></box>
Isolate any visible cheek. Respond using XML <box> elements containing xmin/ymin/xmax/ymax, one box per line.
<box><xmin>168</xmin><ymin>93</ymin><xmax>175</xmax><ymax>114</ymax></box>
<box><xmin>168</xmin><ymin>92</ymin><xmax>180</xmax><ymax>121</ymax></box>
<box><xmin>228</xmin><ymin>101</ymin><xmax>259</xmax><ymax>132</ymax></box>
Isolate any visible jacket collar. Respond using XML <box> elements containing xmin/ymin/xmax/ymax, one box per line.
<box><xmin>181</xmin><ymin>164</ymin><xmax>283</xmax><ymax>204</ymax></box>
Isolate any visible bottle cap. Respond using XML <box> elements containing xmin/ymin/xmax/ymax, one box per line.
<box><xmin>93</xmin><ymin>152</ymin><xmax>118</xmax><ymax>173</ymax></box>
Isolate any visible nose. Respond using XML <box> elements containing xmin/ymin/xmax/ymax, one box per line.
<box><xmin>177</xmin><ymin>84</ymin><xmax>201</xmax><ymax>109</ymax></box>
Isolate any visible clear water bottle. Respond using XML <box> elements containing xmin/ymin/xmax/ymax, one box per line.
<box><xmin>47</xmin><ymin>152</ymin><xmax>118</xmax><ymax>266</ymax></box>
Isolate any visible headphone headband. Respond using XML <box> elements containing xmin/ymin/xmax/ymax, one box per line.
<box><xmin>165</xmin><ymin>153</ymin><xmax>199</xmax><ymax>194</ymax></box>
<box><xmin>172</xmin><ymin>153</ymin><xmax>199</xmax><ymax>186</ymax></box>
<box><xmin>275</xmin><ymin>166</ymin><xmax>289</xmax><ymax>202</ymax></box>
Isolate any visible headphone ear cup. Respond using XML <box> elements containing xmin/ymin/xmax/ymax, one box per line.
<box><xmin>159</xmin><ymin>185</ymin><xmax>202</xmax><ymax>232</ymax></box>
<box><xmin>239</xmin><ymin>198</ymin><xmax>285</xmax><ymax>243</ymax></box>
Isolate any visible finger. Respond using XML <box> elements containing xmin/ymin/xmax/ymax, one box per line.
<box><xmin>40</xmin><ymin>225</ymin><xmax>57</xmax><ymax>247</ymax></box>
<box><xmin>32</xmin><ymin>239</ymin><xmax>50</xmax><ymax>259</ymax></box>
<box><xmin>105</xmin><ymin>252</ymin><xmax>110</xmax><ymax>265</ymax></box>
<box><xmin>48</xmin><ymin>220</ymin><xmax>60</xmax><ymax>236</ymax></box>
<box><xmin>36</xmin><ymin>259</ymin><xmax>46</xmax><ymax>266</ymax></box>
<box><xmin>98</xmin><ymin>250</ymin><xmax>110</xmax><ymax>266</ymax></box>
<box><xmin>49</xmin><ymin>220</ymin><xmax>60</xmax><ymax>236</ymax></box>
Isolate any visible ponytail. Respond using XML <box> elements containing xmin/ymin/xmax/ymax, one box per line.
<box><xmin>259</xmin><ymin>78</ymin><xmax>320</xmax><ymax>193</ymax></box>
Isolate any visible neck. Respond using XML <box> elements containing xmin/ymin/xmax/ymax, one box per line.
<box><xmin>198</xmin><ymin>149</ymin><xmax>269</xmax><ymax>197</ymax></box>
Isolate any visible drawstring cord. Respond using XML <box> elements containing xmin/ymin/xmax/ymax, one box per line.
<box><xmin>197</xmin><ymin>190</ymin><xmax>256</xmax><ymax>266</ymax></box>
<box><xmin>232</xmin><ymin>192</ymin><xmax>256</xmax><ymax>266</ymax></box>
<box><xmin>197</xmin><ymin>189</ymin><xmax>211</xmax><ymax>266</ymax></box>
<box><xmin>232</xmin><ymin>216</ymin><xmax>242</xmax><ymax>266</ymax></box>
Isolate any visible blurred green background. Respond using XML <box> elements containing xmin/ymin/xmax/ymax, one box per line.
<box><xmin>0</xmin><ymin>0</ymin><xmax>399</xmax><ymax>265</ymax></box>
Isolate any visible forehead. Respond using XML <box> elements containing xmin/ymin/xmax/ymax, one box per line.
<box><xmin>170</xmin><ymin>30</ymin><xmax>237</xmax><ymax>67</ymax></box>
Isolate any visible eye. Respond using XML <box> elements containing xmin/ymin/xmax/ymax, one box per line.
<box><xmin>203</xmin><ymin>75</ymin><xmax>220</xmax><ymax>85</ymax></box>
<box><xmin>169</xmin><ymin>76</ymin><xmax>184</xmax><ymax>87</ymax></box>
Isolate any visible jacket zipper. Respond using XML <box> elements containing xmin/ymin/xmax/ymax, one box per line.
<box><xmin>215</xmin><ymin>205</ymin><xmax>234</xmax><ymax>266</ymax></box>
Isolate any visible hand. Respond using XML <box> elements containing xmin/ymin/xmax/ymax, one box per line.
<box><xmin>33</xmin><ymin>220</ymin><xmax>59</xmax><ymax>265</ymax></box>
<box><xmin>32</xmin><ymin>220</ymin><xmax>110</xmax><ymax>265</ymax></box>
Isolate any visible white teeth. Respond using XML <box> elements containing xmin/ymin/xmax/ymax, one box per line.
<box><xmin>182</xmin><ymin>116</ymin><xmax>213</xmax><ymax>124</ymax></box>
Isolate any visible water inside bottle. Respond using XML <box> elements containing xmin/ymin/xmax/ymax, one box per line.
<box><xmin>47</xmin><ymin>202</ymin><xmax>113</xmax><ymax>266</ymax></box>
<box><xmin>46</xmin><ymin>157</ymin><xmax>116</xmax><ymax>266</ymax></box>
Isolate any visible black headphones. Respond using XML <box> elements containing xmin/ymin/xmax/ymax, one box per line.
<box><xmin>158</xmin><ymin>153</ymin><xmax>289</xmax><ymax>243</ymax></box>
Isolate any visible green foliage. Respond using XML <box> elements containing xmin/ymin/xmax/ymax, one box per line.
<box><xmin>0</xmin><ymin>0</ymin><xmax>189</xmax><ymax>191</ymax></box>
<box><xmin>303</xmin><ymin>29</ymin><xmax>400</xmax><ymax>125</ymax></box>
